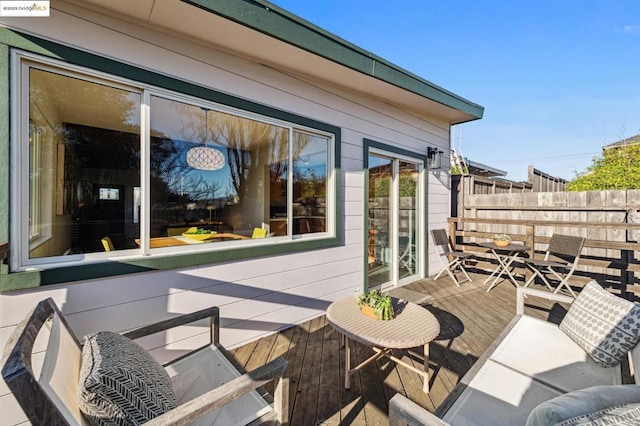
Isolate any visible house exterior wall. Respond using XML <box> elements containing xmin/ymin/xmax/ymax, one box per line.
<box><xmin>0</xmin><ymin>5</ymin><xmax>452</xmax><ymax>423</ymax></box>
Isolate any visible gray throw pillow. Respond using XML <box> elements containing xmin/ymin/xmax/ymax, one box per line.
<box><xmin>525</xmin><ymin>385</ymin><xmax>640</xmax><ymax>426</ymax></box>
<box><xmin>559</xmin><ymin>281</ymin><xmax>640</xmax><ymax>367</ymax></box>
<box><xmin>557</xmin><ymin>403</ymin><xmax>640</xmax><ymax>426</ymax></box>
<box><xmin>79</xmin><ymin>331</ymin><xmax>177</xmax><ymax>426</ymax></box>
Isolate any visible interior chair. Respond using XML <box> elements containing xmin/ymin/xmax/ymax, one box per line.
<box><xmin>251</xmin><ymin>227</ymin><xmax>268</xmax><ymax>239</ymax></box>
<box><xmin>523</xmin><ymin>233</ymin><xmax>585</xmax><ymax>298</ymax></box>
<box><xmin>167</xmin><ymin>226</ymin><xmax>194</xmax><ymax>237</ymax></box>
<box><xmin>431</xmin><ymin>229</ymin><xmax>474</xmax><ymax>286</ymax></box>
<box><xmin>101</xmin><ymin>236</ymin><xmax>114</xmax><ymax>252</ymax></box>
<box><xmin>2</xmin><ymin>298</ymin><xmax>289</xmax><ymax>425</ymax></box>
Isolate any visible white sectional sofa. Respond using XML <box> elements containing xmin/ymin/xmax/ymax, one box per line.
<box><xmin>389</xmin><ymin>283</ymin><xmax>640</xmax><ymax>426</ymax></box>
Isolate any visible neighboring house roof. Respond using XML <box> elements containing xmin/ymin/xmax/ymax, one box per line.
<box><xmin>603</xmin><ymin>134</ymin><xmax>640</xmax><ymax>150</ymax></box>
<box><xmin>68</xmin><ymin>0</ymin><xmax>484</xmax><ymax>124</ymax></box>
<box><xmin>463</xmin><ymin>158</ymin><xmax>507</xmax><ymax>177</ymax></box>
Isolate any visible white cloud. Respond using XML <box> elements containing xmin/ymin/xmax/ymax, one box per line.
<box><xmin>622</xmin><ymin>25</ymin><xmax>640</xmax><ymax>34</ymax></box>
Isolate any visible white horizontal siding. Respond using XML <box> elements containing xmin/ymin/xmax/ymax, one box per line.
<box><xmin>0</xmin><ymin>3</ymin><xmax>453</xmax><ymax>423</ymax></box>
<box><xmin>427</xmin><ymin>170</ymin><xmax>454</xmax><ymax>277</ymax></box>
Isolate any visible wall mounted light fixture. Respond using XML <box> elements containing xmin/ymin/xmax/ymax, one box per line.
<box><xmin>427</xmin><ymin>146</ymin><xmax>444</xmax><ymax>170</ymax></box>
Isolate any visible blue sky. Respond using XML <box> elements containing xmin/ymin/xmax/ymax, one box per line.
<box><xmin>270</xmin><ymin>0</ymin><xmax>640</xmax><ymax>182</ymax></box>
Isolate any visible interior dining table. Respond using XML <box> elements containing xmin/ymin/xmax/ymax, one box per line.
<box><xmin>136</xmin><ymin>233</ymin><xmax>250</xmax><ymax>249</ymax></box>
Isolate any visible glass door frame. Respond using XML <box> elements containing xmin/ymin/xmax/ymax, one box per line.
<box><xmin>363</xmin><ymin>139</ymin><xmax>428</xmax><ymax>291</ymax></box>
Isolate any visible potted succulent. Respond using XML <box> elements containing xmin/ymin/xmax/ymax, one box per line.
<box><xmin>356</xmin><ymin>289</ymin><xmax>395</xmax><ymax>320</ymax></box>
<box><xmin>492</xmin><ymin>233</ymin><xmax>512</xmax><ymax>247</ymax></box>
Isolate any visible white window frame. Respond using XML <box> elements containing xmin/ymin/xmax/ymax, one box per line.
<box><xmin>10</xmin><ymin>50</ymin><xmax>336</xmax><ymax>271</ymax></box>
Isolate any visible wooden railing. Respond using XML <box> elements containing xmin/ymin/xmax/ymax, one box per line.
<box><xmin>447</xmin><ymin>217</ymin><xmax>640</xmax><ymax>297</ymax></box>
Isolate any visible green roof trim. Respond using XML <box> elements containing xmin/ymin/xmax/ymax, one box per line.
<box><xmin>182</xmin><ymin>0</ymin><xmax>484</xmax><ymax>120</ymax></box>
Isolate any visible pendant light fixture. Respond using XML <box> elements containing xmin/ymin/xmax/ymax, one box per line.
<box><xmin>186</xmin><ymin>107</ymin><xmax>225</xmax><ymax>171</ymax></box>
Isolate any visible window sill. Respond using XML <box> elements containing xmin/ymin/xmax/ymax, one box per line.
<box><xmin>28</xmin><ymin>234</ymin><xmax>53</xmax><ymax>251</ymax></box>
<box><xmin>1</xmin><ymin>233</ymin><xmax>341</xmax><ymax>292</ymax></box>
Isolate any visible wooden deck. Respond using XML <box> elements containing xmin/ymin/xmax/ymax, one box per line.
<box><xmin>230</xmin><ymin>274</ymin><xmax>566</xmax><ymax>425</ymax></box>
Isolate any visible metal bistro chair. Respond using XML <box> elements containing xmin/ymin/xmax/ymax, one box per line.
<box><xmin>431</xmin><ymin>229</ymin><xmax>473</xmax><ymax>286</ymax></box>
<box><xmin>523</xmin><ymin>234</ymin><xmax>585</xmax><ymax>298</ymax></box>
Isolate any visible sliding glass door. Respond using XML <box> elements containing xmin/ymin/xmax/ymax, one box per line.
<box><xmin>398</xmin><ymin>160</ymin><xmax>420</xmax><ymax>281</ymax></box>
<box><xmin>367</xmin><ymin>151</ymin><xmax>423</xmax><ymax>288</ymax></box>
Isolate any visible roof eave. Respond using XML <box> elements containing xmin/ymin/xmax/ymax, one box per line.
<box><xmin>56</xmin><ymin>0</ymin><xmax>483</xmax><ymax>123</ymax></box>
<box><xmin>183</xmin><ymin>0</ymin><xmax>483</xmax><ymax>122</ymax></box>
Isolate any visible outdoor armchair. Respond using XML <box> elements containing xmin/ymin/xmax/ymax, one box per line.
<box><xmin>2</xmin><ymin>298</ymin><xmax>288</xmax><ymax>425</ymax></box>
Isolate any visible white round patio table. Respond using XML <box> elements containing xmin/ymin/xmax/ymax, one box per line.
<box><xmin>326</xmin><ymin>296</ymin><xmax>440</xmax><ymax>393</ymax></box>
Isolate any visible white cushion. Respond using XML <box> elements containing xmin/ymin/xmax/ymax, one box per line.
<box><xmin>560</xmin><ymin>281</ymin><xmax>640</xmax><ymax>368</ymax></box>
<box><xmin>491</xmin><ymin>316</ymin><xmax>621</xmax><ymax>392</ymax></box>
<box><xmin>442</xmin><ymin>359</ymin><xmax>563</xmax><ymax>425</ymax></box>
<box><xmin>525</xmin><ymin>385</ymin><xmax>640</xmax><ymax>426</ymax></box>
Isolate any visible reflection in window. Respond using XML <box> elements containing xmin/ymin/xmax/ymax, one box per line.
<box><xmin>149</xmin><ymin>97</ymin><xmax>330</xmax><ymax>241</ymax></box>
<box><xmin>149</xmin><ymin>96</ymin><xmax>290</xmax><ymax>239</ymax></box>
<box><xmin>29</xmin><ymin>122</ymin><xmax>41</xmax><ymax>240</ymax></box>
<box><xmin>292</xmin><ymin>131</ymin><xmax>328</xmax><ymax>235</ymax></box>
<box><xmin>28</xmin><ymin>67</ymin><xmax>141</xmax><ymax>257</ymax></box>
<box><xmin>398</xmin><ymin>161</ymin><xmax>419</xmax><ymax>279</ymax></box>
<box><xmin>18</xmin><ymin>58</ymin><xmax>334</xmax><ymax>268</ymax></box>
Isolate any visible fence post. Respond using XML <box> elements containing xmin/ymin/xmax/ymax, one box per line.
<box><xmin>623</xmin><ymin>207</ymin><xmax>639</xmax><ymax>299</ymax></box>
<box><xmin>449</xmin><ymin>220</ymin><xmax>458</xmax><ymax>250</ymax></box>
<box><xmin>524</xmin><ymin>225</ymin><xmax>535</xmax><ymax>281</ymax></box>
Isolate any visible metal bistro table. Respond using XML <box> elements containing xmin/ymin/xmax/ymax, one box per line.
<box><xmin>480</xmin><ymin>242</ymin><xmax>530</xmax><ymax>292</ymax></box>
<box><xmin>326</xmin><ymin>296</ymin><xmax>440</xmax><ymax>393</ymax></box>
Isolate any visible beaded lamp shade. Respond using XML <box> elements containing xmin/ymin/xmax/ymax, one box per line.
<box><xmin>186</xmin><ymin>146</ymin><xmax>225</xmax><ymax>170</ymax></box>
<box><xmin>186</xmin><ymin>107</ymin><xmax>225</xmax><ymax>170</ymax></box>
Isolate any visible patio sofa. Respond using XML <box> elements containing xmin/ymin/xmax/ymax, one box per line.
<box><xmin>389</xmin><ymin>281</ymin><xmax>640</xmax><ymax>425</ymax></box>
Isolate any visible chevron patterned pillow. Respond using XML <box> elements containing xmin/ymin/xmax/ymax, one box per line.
<box><xmin>79</xmin><ymin>331</ymin><xmax>177</xmax><ymax>426</ymax></box>
<box><xmin>560</xmin><ymin>280</ymin><xmax>640</xmax><ymax>368</ymax></box>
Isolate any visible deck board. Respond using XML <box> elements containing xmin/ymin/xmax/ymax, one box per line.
<box><xmin>230</xmin><ymin>273</ymin><xmax>564</xmax><ymax>424</ymax></box>
<box><xmin>316</xmin><ymin>317</ymin><xmax>342</xmax><ymax>425</ymax></box>
<box><xmin>291</xmin><ymin>316</ymin><xmax>325</xmax><ymax>425</ymax></box>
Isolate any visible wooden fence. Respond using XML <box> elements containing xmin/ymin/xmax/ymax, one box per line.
<box><xmin>528</xmin><ymin>166</ymin><xmax>567</xmax><ymax>192</ymax></box>
<box><xmin>451</xmin><ymin>168</ymin><xmax>568</xmax><ymax>217</ymax></box>
<box><xmin>453</xmin><ymin>175</ymin><xmax>532</xmax><ymax>196</ymax></box>
<box><xmin>447</xmin><ymin>189</ymin><xmax>640</xmax><ymax>298</ymax></box>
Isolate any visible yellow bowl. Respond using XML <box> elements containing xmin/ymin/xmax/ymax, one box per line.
<box><xmin>182</xmin><ymin>231</ymin><xmax>216</xmax><ymax>241</ymax></box>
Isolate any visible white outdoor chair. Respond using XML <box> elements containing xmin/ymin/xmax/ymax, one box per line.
<box><xmin>2</xmin><ymin>298</ymin><xmax>288</xmax><ymax>425</ymax></box>
<box><xmin>431</xmin><ymin>229</ymin><xmax>473</xmax><ymax>286</ymax></box>
<box><xmin>523</xmin><ymin>233</ymin><xmax>585</xmax><ymax>298</ymax></box>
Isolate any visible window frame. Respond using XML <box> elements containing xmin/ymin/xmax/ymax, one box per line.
<box><xmin>9</xmin><ymin>49</ymin><xmax>339</xmax><ymax>278</ymax></box>
<box><xmin>28</xmin><ymin>121</ymin><xmax>42</xmax><ymax>241</ymax></box>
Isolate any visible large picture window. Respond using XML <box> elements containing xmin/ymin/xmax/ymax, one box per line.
<box><xmin>13</xmin><ymin>54</ymin><xmax>334</xmax><ymax>269</ymax></box>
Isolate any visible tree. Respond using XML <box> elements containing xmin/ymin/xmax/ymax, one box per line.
<box><xmin>567</xmin><ymin>144</ymin><xmax>640</xmax><ymax>191</ymax></box>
